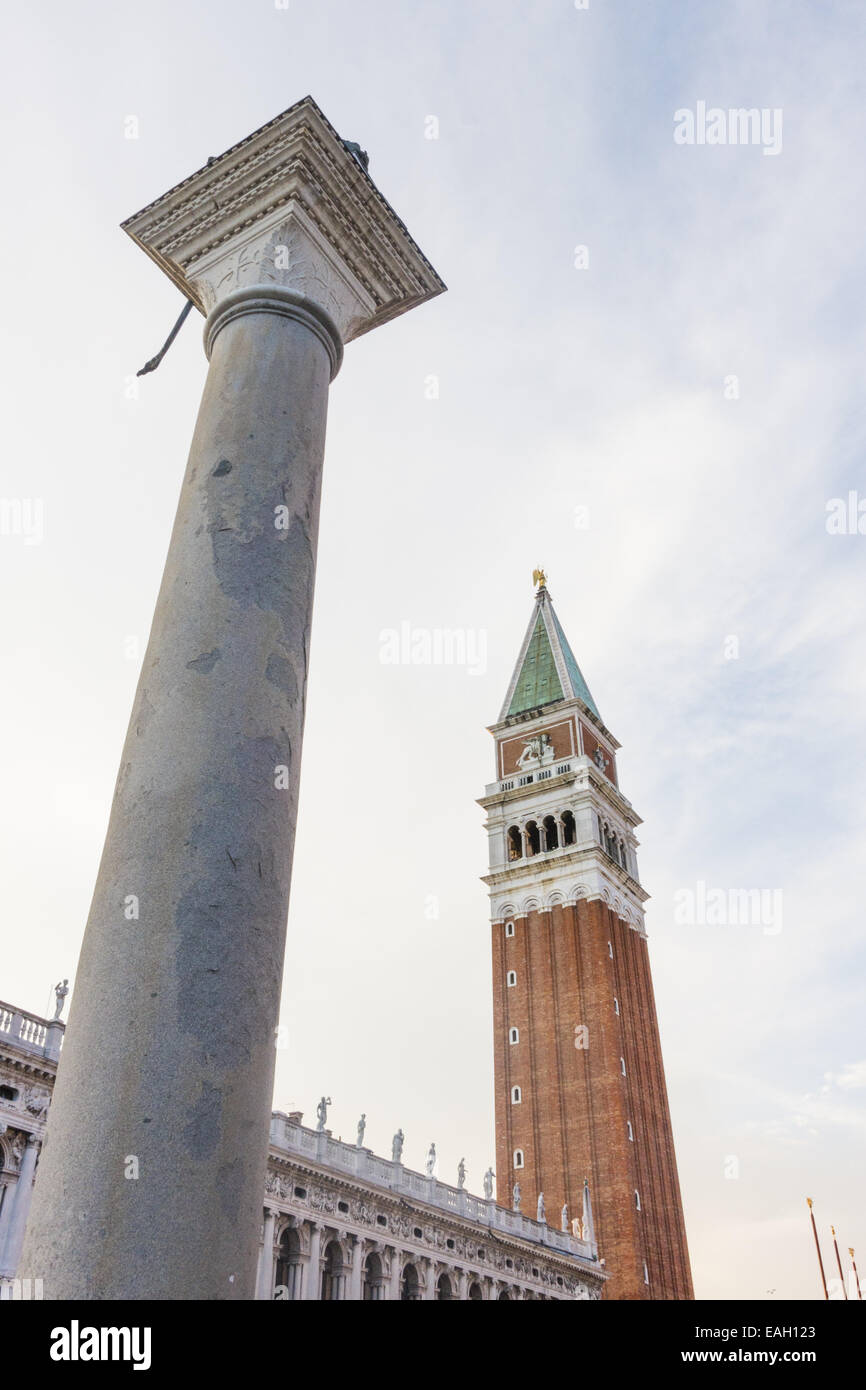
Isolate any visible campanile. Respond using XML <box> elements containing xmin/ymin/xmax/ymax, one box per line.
<box><xmin>480</xmin><ymin>574</ymin><xmax>693</xmax><ymax>1300</ymax></box>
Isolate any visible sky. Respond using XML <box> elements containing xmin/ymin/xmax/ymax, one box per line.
<box><xmin>1</xmin><ymin>0</ymin><xmax>864</xmax><ymax>1301</ymax></box>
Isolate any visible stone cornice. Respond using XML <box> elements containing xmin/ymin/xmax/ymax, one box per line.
<box><xmin>488</xmin><ymin>696</ymin><xmax>622</xmax><ymax>752</ymax></box>
<box><xmin>266</xmin><ymin>1118</ymin><xmax>603</xmax><ymax>1277</ymax></box>
<box><xmin>0</xmin><ymin>1050</ymin><xmax>58</xmax><ymax>1086</ymax></box>
<box><xmin>121</xmin><ymin>95</ymin><xmax>446</xmax><ymax>344</ymax></box>
<box><xmin>266</xmin><ymin>1151</ymin><xmax>605</xmax><ymax>1293</ymax></box>
<box><xmin>479</xmin><ymin>759</ymin><xmax>642</xmax><ymax>828</ymax></box>
<box><xmin>482</xmin><ymin>845</ymin><xmax>647</xmax><ymax>894</ymax></box>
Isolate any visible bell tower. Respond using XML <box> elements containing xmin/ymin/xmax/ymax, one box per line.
<box><xmin>480</xmin><ymin>574</ymin><xmax>693</xmax><ymax>1300</ymax></box>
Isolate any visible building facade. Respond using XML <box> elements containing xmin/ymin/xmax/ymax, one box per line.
<box><xmin>480</xmin><ymin>578</ymin><xmax>693</xmax><ymax>1300</ymax></box>
<box><xmin>258</xmin><ymin>1112</ymin><xmax>605</xmax><ymax>1300</ymax></box>
<box><xmin>0</xmin><ymin>998</ymin><xmax>63</xmax><ymax>1286</ymax></box>
<box><xmin>0</xmin><ymin>1001</ymin><xmax>606</xmax><ymax>1301</ymax></box>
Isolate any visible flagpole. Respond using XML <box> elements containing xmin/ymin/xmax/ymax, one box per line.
<box><xmin>831</xmin><ymin>1227</ymin><xmax>848</xmax><ymax>1299</ymax></box>
<box><xmin>850</xmin><ymin>1248</ymin><xmax>863</xmax><ymax>1301</ymax></box>
<box><xmin>807</xmin><ymin>1199</ymin><xmax>829</xmax><ymax>1300</ymax></box>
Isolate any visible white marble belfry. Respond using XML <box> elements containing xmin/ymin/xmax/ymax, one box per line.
<box><xmin>20</xmin><ymin>97</ymin><xmax>444</xmax><ymax>1300</ymax></box>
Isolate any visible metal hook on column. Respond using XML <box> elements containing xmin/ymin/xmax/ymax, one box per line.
<box><xmin>136</xmin><ymin>298</ymin><xmax>195</xmax><ymax>376</ymax></box>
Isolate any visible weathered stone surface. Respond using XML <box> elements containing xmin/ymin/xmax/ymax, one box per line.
<box><xmin>22</xmin><ymin>97</ymin><xmax>443</xmax><ymax>1301</ymax></box>
<box><xmin>22</xmin><ymin>304</ymin><xmax>332</xmax><ymax>1299</ymax></box>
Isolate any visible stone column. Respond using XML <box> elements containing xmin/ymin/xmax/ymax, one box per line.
<box><xmin>0</xmin><ymin>1181</ymin><xmax>16</xmax><ymax>1275</ymax></box>
<box><xmin>424</xmin><ymin>1259</ymin><xmax>437</xmax><ymax>1300</ymax></box>
<box><xmin>389</xmin><ymin>1249</ymin><xmax>403</xmax><ymax>1301</ymax></box>
<box><xmin>306</xmin><ymin>1222</ymin><xmax>322</xmax><ymax>1301</ymax></box>
<box><xmin>256</xmin><ymin>1207</ymin><xmax>277</xmax><ymax>1300</ymax></box>
<box><xmin>19</xmin><ymin>97</ymin><xmax>443</xmax><ymax>1302</ymax></box>
<box><xmin>456</xmin><ymin>1268</ymin><xmax>468</xmax><ymax>1301</ymax></box>
<box><xmin>349</xmin><ymin>1236</ymin><xmax>364</xmax><ymax>1300</ymax></box>
<box><xmin>1</xmin><ymin>1136</ymin><xmax>40</xmax><ymax>1277</ymax></box>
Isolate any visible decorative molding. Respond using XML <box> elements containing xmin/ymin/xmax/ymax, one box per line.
<box><xmin>122</xmin><ymin>96</ymin><xmax>446</xmax><ymax>347</ymax></box>
<box><xmin>203</xmin><ymin>286</ymin><xmax>342</xmax><ymax>376</ymax></box>
<box><xmin>264</xmin><ymin>1120</ymin><xmax>605</xmax><ymax>1300</ymax></box>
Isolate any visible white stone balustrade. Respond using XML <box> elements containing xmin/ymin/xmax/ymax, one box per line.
<box><xmin>268</xmin><ymin>1112</ymin><xmax>599</xmax><ymax>1263</ymax></box>
<box><xmin>0</xmin><ymin>1001</ymin><xmax>63</xmax><ymax>1061</ymax></box>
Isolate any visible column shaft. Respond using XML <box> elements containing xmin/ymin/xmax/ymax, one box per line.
<box><xmin>2</xmin><ymin>1139</ymin><xmax>40</xmax><ymax>1278</ymax></box>
<box><xmin>256</xmin><ymin>1208</ymin><xmax>277</xmax><ymax>1300</ymax></box>
<box><xmin>306</xmin><ymin>1223</ymin><xmax>322</xmax><ymax>1300</ymax></box>
<box><xmin>389</xmin><ymin>1250</ymin><xmax>402</xmax><ymax>1301</ymax></box>
<box><xmin>0</xmin><ymin>1182</ymin><xmax>16</xmax><ymax>1275</ymax></box>
<box><xmin>349</xmin><ymin>1237</ymin><xmax>364</xmax><ymax>1300</ymax></box>
<box><xmin>21</xmin><ymin>298</ymin><xmax>335</xmax><ymax>1300</ymax></box>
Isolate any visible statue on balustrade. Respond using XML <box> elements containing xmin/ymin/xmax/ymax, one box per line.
<box><xmin>53</xmin><ymin>979</ymin><xmax>69</xmax><ymax>1020</ymax></box>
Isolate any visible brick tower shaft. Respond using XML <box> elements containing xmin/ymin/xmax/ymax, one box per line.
<box><xmin>480</xmin><ymin>577</ymin><xmax>693</xmax><ymax>1299</ymax></box>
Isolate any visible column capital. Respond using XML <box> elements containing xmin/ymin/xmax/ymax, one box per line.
<box><xmin>122</xmin><ymin>95</ymin><xmax>445</xmax><ymax>350</ymax></box>
<box><xmin>16</xmin><ymin>1133</ymin><xmax>41</xmax><ymax>1161</ymax></box>
<box><xmin>204</xmin><ymin>287</ymin><xmax>343</xmax><ymax>379</ymax></box>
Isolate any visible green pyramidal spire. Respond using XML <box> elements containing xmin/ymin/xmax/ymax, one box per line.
<box><xmin>500</xmin><ymin>578</ymin><xmax>600</xmax><ymax>721</ymax></box>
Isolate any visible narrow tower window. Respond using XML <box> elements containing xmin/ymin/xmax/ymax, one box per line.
<box><xmin>614</xmin><ymin>997</ymin><xmax>620</xmax><ymax>1016</ymax></box>
<box><xmin>509</xmin><ymin>1027</ymin><xmax>519</xmax><ymax>1045</ymax></box>
<box><xmin>562</xmin><ymin>810</ymin><xmax>576</xmax><ymax>845</ymax></box>
<box><xmin>525</xmin><ymin>820</ymin><xmax>541</xmax><ymax>856</ymax></box>
<box><xmin>542</xmin><ymin>815</ymin><xmax>559</xmax><ymax>851</ymax></box>
<box><xmin>511</xmin><ymin>1086</ymin><xmax>522</xmax><ymax>1105</ymax></box>
<box><xmin>620</xmin><ymin>1057</ymin><xmax>626</xmax><ymax>1076</ymax></box>
<box><xmin>513</xmin><ymin>1149</ymin><xmax>524</xmax><ymax>1169</ymax></box>
<box><xmin>627</xmin><ymin>1120</ymin><xmax>634</xmax><ymax>1141</ymax></box>
<box><xmin>643</xmin><ymin>1261</ymin><xmax>649</xmax><ymax>1285</ymax></box>
<box><xmin>608</xmin><ymin>941</ymin><xmax>613</xmax><ymax>959</ymax></box>
<box><xmin>506</xmin><ymin>970</ymin><xmax>517</xmax><ymax>988</ymax></box>
<box><xmin>506</xmin><ymin>826</ymin><xmax>522</xmax><ymax>862</ymax></box>
<box><xmin>635</xmin><ymin>1190</ymin><xmax>641</xmax><ymax>1211</ymax></box>
<box><xmin>505</xmin><ymin>920</ymin><xmax>515</xmax><ymax>938</ymax></box>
